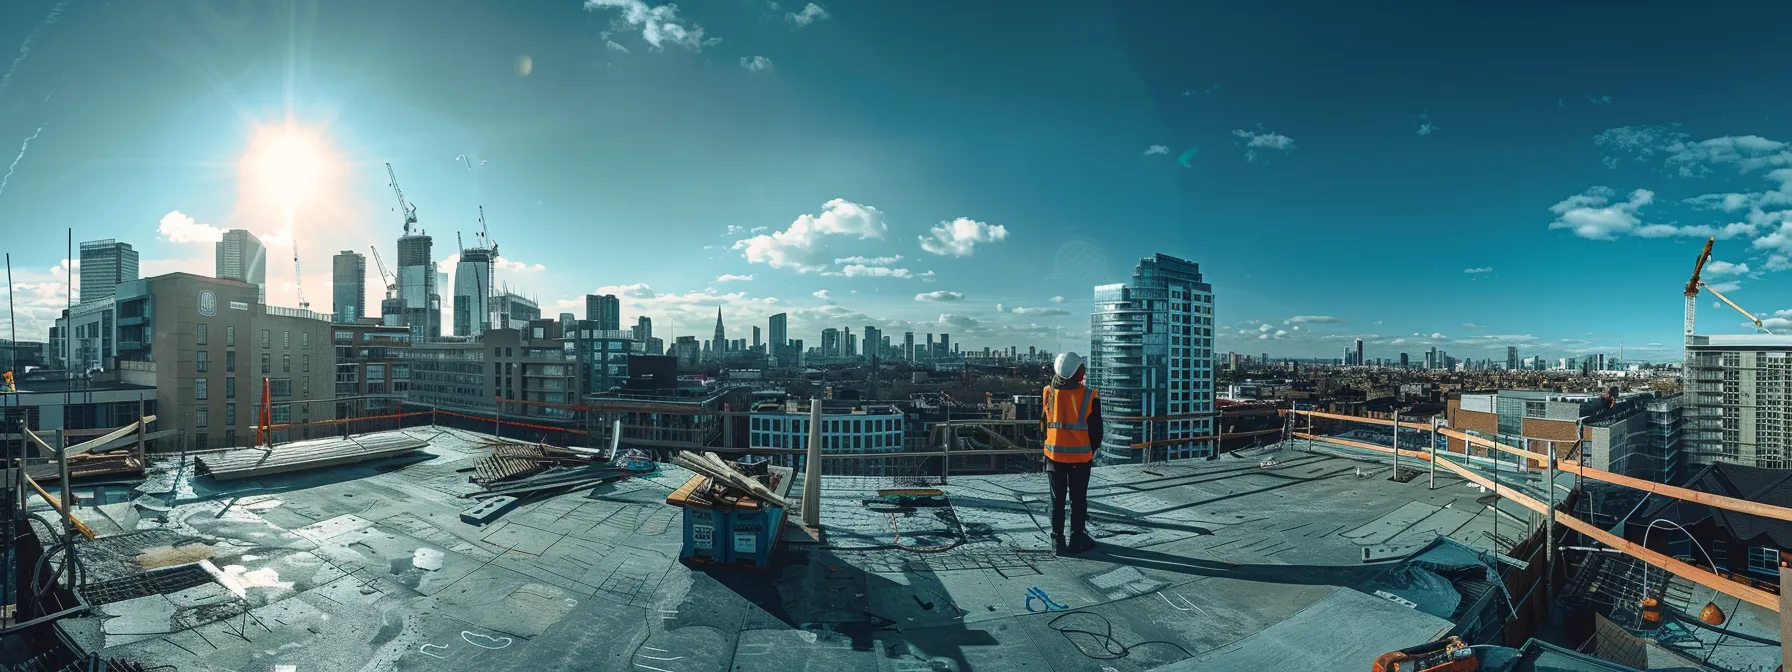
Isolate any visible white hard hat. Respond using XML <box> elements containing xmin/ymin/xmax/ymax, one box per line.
<box><xmin>1053</xmin><ymin>352</ymin><xmax>1086</xmax><ymax>379</ymax></box>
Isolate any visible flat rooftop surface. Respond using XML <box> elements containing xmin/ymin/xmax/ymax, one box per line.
<box><xmin>44</xmin><ymin>431</ymin><xmax>1526</xmax><ymax>671</ymax></box>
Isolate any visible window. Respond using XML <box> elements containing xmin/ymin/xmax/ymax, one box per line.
<box><xmin>283</xmin><ymin>354</ymin><xmax>291</xmax><ymax>373</ymax></box>
<box><xmin>195</xmin><ymin>407</ymin><xmax>208</xmax><ymax>429</ymax></box>
<box><xmin>269</xmin><ymin>378</ymin><xmax>293</xmax><ymax>398</ymax></box>
<box><xmin>260</xmin><ymin>353</ymin><xmax>271</xmax><ymax>375</ymax></box>
<box><xmin>226</xmin><ymin>326</ymin><xmax>235</xmax><ymax>347</ymax></box>
<box><xmin>302</xmin><ymin>332</ymin><xmax>310</xmax><ymax>348</ymax></box>
<box><xmin>225</xmin><ymin>377</ymin><xmax>235</xmax><ymax>399</ymax></box>
<box><xmin>261</xmin><ymin>329</ymin><xmax>270</xmax><ymax>348</ymax></box>
<box><xmin>225</xmin><ymin>403</ymin><xmax>236</xmax><ymax>426</ymax></box>
<box><xmin>1748</xmin><ymin>547</ymin><xmax>1780</xmax><ymax>573</ymax></box>
<box><xmin>225</xmin><ymin>350</ymin><xmax>235</xmax><ymax>373</ymax></box>
<box><xmin>302</xmin><ymin>354</ymin><xmax>310</xmax><ymax>372</ymax></box>
<box><xmin>302</xmin><ymin>376</ymin><xmax>310</xmax><ymax>397</ymax></box>
<box><xmin>197</xmin><ymin>324</ymin><xmax>209</xmax><ymax>345</ymax></box>
<box><xmin>283</xmin><ymin>331</ymin><xmax>290</xmax><ymax>349</ymax></box>
<box><xmin>196</xmin><ymin>350</ymin><xmax>209</xmax><ymax>373</ymax></box>
<box><xmin>195</xmin><ymin>378</ymin><xmax>209</xmax><ymax>400</ymax></box>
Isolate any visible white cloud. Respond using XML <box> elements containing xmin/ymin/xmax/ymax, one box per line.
<box><xmin>1547</xmin><ymin>186</ymin><xmax>1654</xmax><ymax>240</ymax></box>
<box><xmin>1144</xmin><ymin>145</ymin><xmax>1170</xmax><ymax>155</ymax></box>
<box><xmin>494</xmin><ymin>258</ymin><xmax>546</xmax><ymax>272</ymax></box>
<box><xmin>583</xmin><ymin>0</ymin><xmax>713</xmax><ymax>51</ymax></box>
<box><xmin>1707</xmin><ymin>281</ymin><xmax>1742</xmax><ymax>293</ymax></box>
<box><xmin>1258</xmin><ymin>324</ymin><xmax>1273</xmax><ymax>332</ymax></box>
<box><xmin>1753</xmin><ymin>222</ymin><xmax>1792</xmax><ymax>254</ymax></box>
<box><xmin>834</xmin><ymin>255</ymin><xmax>902</xmax><ymax>266</ymax></box>
<box><xmin>1285</xmin><ymin>315</ymin><xmax>1344</xmax><ymax>324</ymax></box>
<box><xmin>919</xmin><ymin>270</ymin><xmax>936</xmax><ymax>281</ymax></box>
<box><xmin>1463</xmin><ymin>267</ymin><xmax>1492</xmax><ymax>274</ymax></box>
<box><xmin>594</xmin><ymin>282</ymin><xmax>657</xmax><ymax>299</ymax></box>
<box><xmin>725</xmin><ymin>225</ymin><xmax>745</xmax><ymax>235</ymax></box>
<box><xmin>1704</xmin><ymin>260</ymin><xmax>1749</xmax><ymax>276</ymax></box>
<box><xmin>826</xmin><ymin>265</ymin><xmax>912</xmax><ymax>278</ymax></box>
<box><xmin>1596</xmin><ymin>125</ymin><xmax>1792</xmax><ymax>177</ymax></box>
<box><xmin>812</xmin><ymin>289</ymin><xmax>831</xmax><ymax>300</ymax></box>
<box><xmin>1767</xmin><ymin>255</ymin><xmax>1792</xmax><ymax>272</ymax></box>
<box><xmin>734</xmin><ymin>198</ymin><xmax>888</xmax><ymax>271</ymax></box>
<box><xmin>1232</xmin><ymin>128</ymin><xmax>1297</xmax><ymax>163</ymax></box>
<box><xmin>786</xmin><ymin>2</ymin><xmax>829</xmax><ymax>26</ymax></box>
<box><xmin>918</xmin><ymin>217</ymin><xmax>1008</xmax><ymax>257</ymax></box>
<box><xmin>606</xmin><ymin>40</ymin><xmax>630</xmax><ymax>53</ymax></box>
<box><xmin>1010</xmin><ymin>306</ymin><xmax>1070</xmax><ymax>316</ymax></box>
<box><xmin>1417</xmin><ymin>123</ymin><xmax>1436</xmax><ymax>136</ymax></box>
<box><xmin>1049</xmin><ymin>296</ymin><xmax>1064</xmax><ymax>303</ymax></box>
<box><xmin>740</xmin><ymin>56</ymin><xmax>773</xmax><ymax>73</ymax></box>
<box><xmin>1462</xmin><ymin>322</ymin><xmax>1485</xmax><ymax>328</ymax></box>
<box><xmin>157</xmin><ymin>210</ymin><xmax>223</xmax><ymax>244</ymax></box>
<box><xmin>715</xmin><ymin>273</ymin><xmax>753</xmax><ymax>283</ymax></box>
<box><xmin>915</xmin><ymin>290</ymin><xmax>964</xmax><ymax>302</ymax></box>
<box><xmin>1430</xmin><ymin>332</ymin><xmax>1448</xmax><ymax>340</ymax></box>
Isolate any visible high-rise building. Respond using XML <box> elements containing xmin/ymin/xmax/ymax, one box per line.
<box><xmin>752</xmin><ymin>326</ymin><xmax>762</xmax><ymax>351</ymax></box>
<box><xmin>331</xmin><ymin>250</ymin><xmax>366</xmax><ymax>323</ymax></box>
<box><xmin>586</xmin><ymin>294</ymin><xmax>621</xmax><ymax>331</ymax></box>
<box><xmin>1682</xmin><ymin>335</ymin><xmax>1792</xmax><ymax>469</ymax></box>
<box><xmin>904</xmin><ymin>332</ymin><xmax>915</xmax><ymax>361</ymax></box>
<box><xmin>711</xmin><ymin>307</ymin><xmax>725</xmax><ymax>359</ymax></box>
<box><xmin>821</xmin><ymin>328</ymin><xmax>841</xmax><ymax>358</ymax></box>
<box><xmin>768</xmin><ymin>313</ymin><xmax>788</xmax><ymax>364</ymax></box>
<box><xmin>1090</xmin><ymin>253</ymin><xmax>1215</xmax><ymax>464</ymax></box>
<box><xmin>79</xmin><ymin>239</ymin><xmax>139</xmax><ymax>305</ymax></box>
<box><xmin>863</xmin><ymin>326</ymin><xmax>881</xmax><ymax>360</ymax></box>
<box><xmin>1354</xmin><ymin>338</ymin><xmax>1364</xmax><ymax>368</ymax></box>
<box><xmin>1507</xmin><ymin>346</ymin><xmax>1518</xmax><ymax>371</ymax></box>
<box><xmin>215</xmin><ymin>230</ymin><xmax>267</xmax><ymax>302</ymax></box>
<box><xmin>453</xmin><ymin>245</ymin><xmax>494</xmax><ymax>337</ymax></box>
<box><xmin>845</xmin><ymin>328</ymin><xmax>857</xmax><ymax>359</ymax></box>
<box><xmin>925</xmin><ymin>334</ymin><xmax>935</xmax><ymax>360</ymax></box>
<box><xmin>1400</xmin><ymin>352</ymin><xmax>1409</xmax><ymax>368</ymax></box>
<box><xmin>491</xmin><ymin>292</ymin><xmax>540</xmax><ymax>330</ymax></box>
<box><xmin>394</xmin><ymin>234</ymin><xmax>439</xmax><ymax>341</ymax></box>
<box><xmin>938</xmin><ymin>334</ymin><xmax>951</xmax><ymax>359</ymax></box>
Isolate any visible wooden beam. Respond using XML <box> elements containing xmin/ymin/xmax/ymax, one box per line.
<box><xmin>64</xmin><ymin>415</ymin><xmax>157</xmax><ymax>456</ymax></box>
<box><xmin>1298</xmin><ymin>433</ymin><xmax>1781</xmax><ymax>612</ymax></box>
<box><xmin>22</xmin><ymin>473</ymin><xmax>95</xmax><ymax>540</ymax></box>
<box><xmin>1435</xmin><ymin>427</ymin><xmax>1552</xmax><ymax>463</ymax></box>
<box><xmin>1290</xmin><ymin>409</ymin><xmax>1404</xmax><ymax>428</ymax></box>
<box><xmin>1290</xmin><ymin>432</ymin><xmax>1431</xmax><ymax>461</ymax></box>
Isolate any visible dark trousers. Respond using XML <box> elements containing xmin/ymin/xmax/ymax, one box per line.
<box><xmin>1048</xmin><ymin>462</ymin><xmax>1091</xmax><ymax>537</ymax></box>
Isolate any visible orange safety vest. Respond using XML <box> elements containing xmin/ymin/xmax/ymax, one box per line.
<box><xmin>1042</xmin><ymin>384</ymin><xmax>1097</xmax><ymax>463</ymax></box>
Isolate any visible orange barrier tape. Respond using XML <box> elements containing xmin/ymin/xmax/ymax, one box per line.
<box><xmin>435</xmin><ymin>410</ymin><xmax>590</xmax><ymax>436</ymax></box>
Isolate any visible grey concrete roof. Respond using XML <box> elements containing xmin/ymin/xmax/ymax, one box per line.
<box><xmin>45</xmin><ymin>431</ymin><xmax>1533</xmax><ymax>671</ymax></box>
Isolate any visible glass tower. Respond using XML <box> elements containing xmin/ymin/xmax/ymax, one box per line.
<box><xmin>1090</xmin><ymin>253</ymin><xmax>1215</xmax><ymax>464</ymax></box>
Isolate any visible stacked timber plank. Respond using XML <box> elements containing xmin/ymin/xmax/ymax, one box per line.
<box><xmin>195</xmin><ymin>432</ymin><xmax>428</xmax><ymax>481</ymax></box>
<box><xmin>669</xmin><ymin>452</ymin><xmax>791</xmax><ymax>509</ymax></box>
<box><xmin>26</xmin><ymin>452</ymin><xmax>145</xmax><ymax>483</ymax></box>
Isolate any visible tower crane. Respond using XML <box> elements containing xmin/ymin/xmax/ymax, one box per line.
<box><xmin>387</xmin><ymin>162</ymin><xmax>418</xmax><ymax>235</ymax></box>
<box><xmin>478</xmin><ymin>205</ymin><xmax>497</xmax><ymax>258</ymax></box>
<box><xmin>293</xmin><ymin>240</ymin><xmax>309</xmax><ymax>310</ymax></box>
<box><xmin>1684</xmin><ymin>236</ymin><xmax>1772</xmax><ymax>338</ymax></box>
<box><xmin>369</xmin><ymin>246</ymin><xmax>396</xmax><ymax>298</ymax></box>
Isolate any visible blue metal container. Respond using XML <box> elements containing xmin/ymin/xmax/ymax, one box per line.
<box><xmin>680</xmin><ymin>506</ymin><xmax>730</xmax><ymax>563</ymax></box>
<box><xmin>727</xmin><ymin>504</ymin><xmax>785</xmax><ymax>568</ymax></box>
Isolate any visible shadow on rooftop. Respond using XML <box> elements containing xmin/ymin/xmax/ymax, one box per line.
<box><xmin>1089</xmin><ymin>543</ymin><xmax>1385</xmax><ymax>587</ymax></box>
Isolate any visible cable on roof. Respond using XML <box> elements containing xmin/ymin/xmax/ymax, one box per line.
<box><xmin>1046</xmin><ymin>611</ymin><xmax>1193</xmax><ymax>661</ymax></box>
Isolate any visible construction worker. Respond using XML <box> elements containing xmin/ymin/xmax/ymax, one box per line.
<box><xmin>1041</xmin><ymin>352</ymin><xmax>1100</xmax><ymax>555</ymax></box>
<box><xmin>3</xmin><ymin>369</ymin><xmax>13</xmax><ymax>393</ymax></box>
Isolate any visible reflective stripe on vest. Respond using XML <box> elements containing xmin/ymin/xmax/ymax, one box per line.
<box><xmin>1043</xmin><ymin>385</ymin><xmax>1096</xmax><ymax>463</ymax></box>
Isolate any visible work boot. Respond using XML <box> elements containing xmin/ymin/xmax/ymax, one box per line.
<box><xmin>1052</xmin><ymin>534</ymin><xmax>1069</xmax><ymax>556</ymax></box>
<box><xmin>1069</xmin><ymin>531</ymin><xmax>1096</xmax><ymax>554</ymax></box>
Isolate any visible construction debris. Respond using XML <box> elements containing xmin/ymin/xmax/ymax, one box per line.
<box><xmin>669</xmin><ymin>452</ymin><xmax>791</xmax><ymax>509</ymax></box>
<box><xmin>195</xmin><ymin>432</ymin><xmax>428</xmax><ymax>481</ymax></box>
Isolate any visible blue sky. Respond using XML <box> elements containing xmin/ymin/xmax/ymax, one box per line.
<box><xmin>1</xmin><ymin>0</ymin><xmax>1790</xmax><ymax>362</ymax></box>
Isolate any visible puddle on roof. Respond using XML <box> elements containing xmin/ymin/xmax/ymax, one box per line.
<box><xmin>206</xmin><ymin>561</ymin><xmax>295</xmax><ymax>598</ymax></box>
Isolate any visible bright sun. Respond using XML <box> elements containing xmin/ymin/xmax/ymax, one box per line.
<box><xmin>239</xmin><ymin>123</ymin><xmax>334</xmax><ymax>208</ymax></box>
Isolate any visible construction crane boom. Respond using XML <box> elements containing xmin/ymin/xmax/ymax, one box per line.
<box><xmin>1684</xmin><ymin>237</ymin><xmax>1715</xmax><ymax>340</ymax></box>
<box><xmin>369</xmin><ymin>246</ymin><xmax>396</xmax><ymax>298</ymax></box>
<box><xmin>387</xmin><ymin>162</ymin><xmax>419</xmax><ymax>236</ymax></box>
<box><xmin>479</xmin><ymin>205</ymin><xmax>497</xmax><ymax>257</ymax></box>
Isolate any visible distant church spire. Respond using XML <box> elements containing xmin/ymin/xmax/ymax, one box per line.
<box><xmin>713</xmin><ymin>306</ymin><xmax>726</xmax><ymax>356</ymax></box>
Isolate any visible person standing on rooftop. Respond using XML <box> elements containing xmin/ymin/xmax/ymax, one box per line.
<box><xmin>1041</xmin><ymin>352</ymin><xmax>1101</xmax><ymax>555</ymax></box>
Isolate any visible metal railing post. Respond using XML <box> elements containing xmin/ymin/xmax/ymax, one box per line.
<box><xmin>1429</xmin><ymin>418</ymin><xmax>1439</xmax><ymax>489</ymax></box>
<box><xmin>1391</xmin><ymin>414</ymin><xmax>1400</xmax><ymax>480</ymax></box>
<box><xmin>1545</xmin><ymin>438</ymin><xmax>1557</xmax><ymax>601</ymax></box>
<box><xmin>941</xmin><ymin>423</ymin><xmax>952</xmax><ymax>485</ymax></box>
<box><xmin>801</xmin><ymin>399</ymin><xmax>822</xmax><ymax>529</ymax></box>
<box><xmin>58</xmin><ymin>427</ymin><xmax>72</xmax><ymax>588</ymax></box>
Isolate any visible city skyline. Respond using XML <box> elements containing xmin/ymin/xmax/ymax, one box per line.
<box><xmin>2</xmin><ymin>2</ymin><xmax>1791</xmax><ymax>360</ymax></box>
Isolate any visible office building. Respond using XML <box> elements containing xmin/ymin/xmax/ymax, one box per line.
<box><xmin>586</xmin><ymin>294</ymin><xmax>621</xmax><ymax>331</ymax></box>
<box><xmin>567</xmin><ymin>320</ymin><xmax>637</xmax><ymax>395</ymax></box>
<box><xmin>1090</xmin><ymin>253</ymin><xmax>1215</xmax><ymax>464</ymax></box>
<box><xmin>395</xmin><ymin>234</ymin><xmax>439</xmax><ymax>341</ymax></box>
<box><xmin>863</xmin><ymin>326</ymin><xmax>881</xmax><ymax>360</ymax></box>
<box><xmin>107</xmin><ymin>273</ymin><xmax>335</xmax><ymax>448</ymax></box>
<box><xmin>768</xmin><ymin>313</ymin><xmax>788</xmax><ymax>364</ymax></box>
<box><xmin>1399</xmin><ymin>352</ymin><xmax>1409</xmax><ymax>368</ymax></box>
<box><xmin>904</xmin><ymin>332</ymin><xmax>915</xmax><ymax>361</ymax></box>
<box><xmin>752</xmin><ymin>326</ymin><xmax>762</xmax><ymax>352</ymax></box>
<box><xmin>1354</xmin><ymin>338</ymin><xmax>1363</xmax><ymax>368</ymax></box>
<box><xmin>938</xmin><ymin>334</ymin><xmax>951</xmax><ymax>359</ymax></box>
<box><xmin>331</xmin><ymin>250</ymin><xmax>366</xmax><ymax>323</ymax></box>
<box><xmin>1506</xmin><ymin>346</ymin><xmax>1518</xmax><ymax>371</ymax></box>
<box><xmin>79</xmin><ymin>239</ymin><xmax>139</xmax><ymax>305</ymax></box>
<box><xmin>1584</xmin><ymin>393</ymin><xmax>1684</xmax><ymax>484</ymax></box>
<box><xmin>671</xmin><ymin>335</ymin><xmax>699</xmax><ymax>367</ymax></box>
<box><xmin>330</xmin><ymin>321</ymin><xmax>411</xmax><ymax>418</ymax></box>
<box><xmin>845</xmin><ymin>329</ymin><xmax>857</xmax><ymax>359</ymax></box>
<box><xmin>750</xmin><ymin>400</ymin><xmax>905</xmax><ymax>472</ymax></box>
<box><xmin>453</xmin><ymin>245</ymin><xmax>494</xmax><ymax>337</ymax></box>
<box><xmin>215</xmin><ymin>230</ymin><xmax>266</xmax><ymax>302</ymax></box>
<box><xmin>1683</xmin><ymin>335</ymin><xmax>1792</xmax><ymax>469</ymax></box>
<box><xmin>821</xmin><ymin>328</ymin><xmax>841</xmax><ymax>358</ymax></box>
<box><xmin>492</xmin><ymin>292</ymin><xmax>540</xmax><ymax>330</ymax></box>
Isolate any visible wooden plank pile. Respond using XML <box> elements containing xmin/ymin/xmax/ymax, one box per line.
<box><xmin>669</xmin><ymin>452</ymin><xmax>791</xmax><ymax>509</ymax></box>
<box><xmin>195</xmin><ymin>433</ymin><xmax>428</xmax><ymax>480</ymax></box>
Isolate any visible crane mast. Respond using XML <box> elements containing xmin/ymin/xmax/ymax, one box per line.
<box><xmin>369</xmin><ymin>246</ymin><xmax>396</xmax><ymax>298</ymax></box>
<box><xmin>293</xmin><ymin>240</ymin><xmax>308</xmax><ymax>310</ymax></box>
